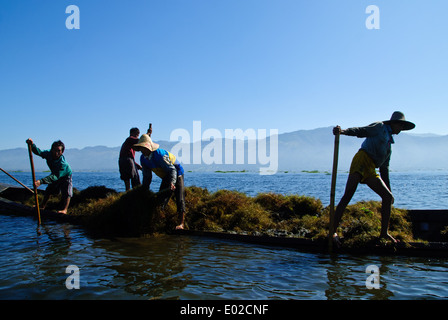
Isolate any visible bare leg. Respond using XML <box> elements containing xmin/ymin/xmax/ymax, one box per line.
<box><xmin>174</xmin><ymin>175</ymin><xmax>186</xmax><ymax>230</ymax></box>
<box><xmin>41</xmin><ymin>194</ymin><xmax>50</xmax><ymax>210</ymax></box>
<box><xmin>176</xmin><ymin>212</ymin><xmax>185</xmax><ymax>230</ymax></box>
<box><xmin>365</xmin><ymin>177</ymin><xmax>396</xmax><ymax>242</ymax></box>
<box><xmin>58</xmin><ymin>196</ymin><xmax>71</xmax><ymax>214</ymax></box>
<box><xmin>124</xmin><ymin>180</ymin><xmax>131</xmax><ymax>191</ymax></box>
<box><xmin>332</xmin><ymin>172</ymin><xmax>362</xmax><ymax>235</ymax></box>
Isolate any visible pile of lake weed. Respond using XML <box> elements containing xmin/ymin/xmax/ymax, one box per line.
<box><xmin>70</xmin><ymin>186</ymin><xmax>171</xmax><ymax>237</ymax></box>
<box><xmin>333</xmin><ymin>200</ymin><xmax>414</xmax><ymax>248</ymax></box>
<box><xmin>185</xmin><ymin>189</ymin><xmax>274</xmax><ymax>232</ymax></box>
<box><xmin>254</xmin><ymin>192</ymin><xmax>323</xmax><ymax>221</ymax></box>
<box><xmin>9</xmin><ymin>184</ymin><xmax>418</xmax><ymax>247</ymax></box>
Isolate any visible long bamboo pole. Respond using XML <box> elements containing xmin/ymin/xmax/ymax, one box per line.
<box><xmin>0</xmin><ymin>167</ymin><xmax>34</xmax><ymax>194</ymax></box>
<box><xmin>328</xmin><ymin>130</ymin><xmax>340</xmax><ymax>252</ymax></box>
<box><xmin>27</xmin><ymin>142</ymin><xmax>41</xmax><ymax>225</ymax></box>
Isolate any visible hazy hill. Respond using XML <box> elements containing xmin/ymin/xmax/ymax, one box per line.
<box><xmin>1</xmin><ymin>127</ymin><xmax>447</xmax><ymax>173</ymax></box>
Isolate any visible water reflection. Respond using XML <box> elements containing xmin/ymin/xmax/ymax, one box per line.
<box><xmin>90</xmin><ymin>236</ymin><xmax>192</xmax><ymax>299</ymax></box>
<box><xmin>325</xmin><ymin>255</ymin><xmax>395</xmax><ymax>300</ymax></box>
<box><xmin>0</xmin><ymin>215</ymin><xmax>447</xmax><ymax>300</ymax></box>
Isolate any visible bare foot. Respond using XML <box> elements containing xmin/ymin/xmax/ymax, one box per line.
<box><xmin>379</xmin><ymin>233</ymin><xmax>397</xmax><ymax>243</ymax></box>
<box><xmin>175</xmin><ymin>224</ymin><xmax>184</xmax><ymax>230</ymax></box>
<box><xmin>57</xmin><ymin>210</ymin><xmax>68</xmax><ymax>215</ymax></box>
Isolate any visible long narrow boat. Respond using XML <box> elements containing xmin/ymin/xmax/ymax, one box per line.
<box><xmin>0</xmin><ymin>182</ymin><xmax>83</xmax><ymax>224</ymax></box>
<box><xmin>1</xmin><ymin>182</ymin><xmax>448</xmax><ymax>257</ymax></box>
<box><xmin>173</xmin><ymin>229</ymin><xmax>448</xmax><ymax>257</ymax></box>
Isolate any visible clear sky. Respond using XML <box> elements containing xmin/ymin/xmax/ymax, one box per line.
<box><xmin>1</xmin><ymin>0</ymin><xmax>447</xmax><ymax>150</ymax></box>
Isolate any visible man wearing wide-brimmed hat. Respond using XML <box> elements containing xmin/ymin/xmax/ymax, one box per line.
<box><xmin>331</xmin><ymin>111</ymin><xmax>415</xmax><ymax>246</ymax></box>
<box><xmin>133</xmin><ymin>134</ymin><xmax>186</xmax><ymax>230</ymax></box>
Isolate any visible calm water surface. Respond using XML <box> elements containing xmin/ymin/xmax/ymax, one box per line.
<box><xmin>0</xmin><ymin>215</ymin><xmax>447</xmax><ymax>300</ymax></box>
<box><xmin>3</xmin><ymin>170</ymin><xmax>448</xmax><ymax>208</ymax></box>
<box><xmin>0</xmin><ymin>171</ymin><xmax>447</xmax><ymax>300</ymax></box>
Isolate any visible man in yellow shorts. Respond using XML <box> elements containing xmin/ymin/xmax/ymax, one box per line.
<box><xmin>332</xmin><ymin>111</ymin><xmax>415</xmax><ymax>245</ymax></box>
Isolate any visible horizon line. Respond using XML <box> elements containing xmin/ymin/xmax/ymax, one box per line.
<box><xmin>1</xmin><ymin>127</ymin><xmax>446</xmax><ymax>151</ymax></box>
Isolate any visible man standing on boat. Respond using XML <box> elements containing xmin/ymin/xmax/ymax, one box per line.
<box><xmin>119</xmin><ymin>127</ymin><xmax>142</xmax><ymax>191</ymax></box>
<box><xmin>331</xmin><ymin>111</ymin><xmax>415</xmax><ymax>245</ymax></box>
<box><xmin>26</xmin><ymin>138</ymin><xmax>73</xmax><ymax>214</ymax></box>
<box><xmin>133</xmin><ymin>134</ymin><xmax>186</xmax><ymax>230</ymax></box>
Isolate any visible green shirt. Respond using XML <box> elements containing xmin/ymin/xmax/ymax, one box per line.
<box><xmin>32</xmin><ymin>144</ymin><xmax>72</xmax><ymax>184</ymax></box>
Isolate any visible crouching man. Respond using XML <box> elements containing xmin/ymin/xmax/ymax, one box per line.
<box><xmin>133</xmin><ymin>134</ymin><xmax>186</xmax><ymax>230</ymax></box>
<box><xmin>26</xmin><ymin>138</ymin><xmax>73</xmax><ymax>214</ymax></box>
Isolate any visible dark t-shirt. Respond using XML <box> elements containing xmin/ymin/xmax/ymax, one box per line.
<box><xmin>119</xmin><ymin>136</ymin><xmax>139</xmax><ymax>159</ymax></box>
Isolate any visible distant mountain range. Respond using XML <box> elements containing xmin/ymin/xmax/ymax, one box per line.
<box><xmin>1</xmin><ymin>127</ymin><xmax>447</xmax><ymax>173</ymax></box>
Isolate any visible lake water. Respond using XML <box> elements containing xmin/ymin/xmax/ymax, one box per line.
<box><xmin>0</xmin><ymin>171</ymin><xmax>447</xmax><ymax>301</ymax></box>
<box><xmin>3</xmin><ymin>170</ymin><xmax>448</xmax><ymax>209</ymax></box>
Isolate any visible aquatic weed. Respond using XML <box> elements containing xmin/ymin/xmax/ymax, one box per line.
<box><xmin>186</xmin><ymin>189</ymin><xmax>273</xmax><ymax>232</ymax></box>
<box><xmin>254</xmin><ymin>193</ymin><xmax>323</xmax><ymax>220</ymax></box>
<box><xmin>6</xmin><ymin>184</ymin><xmax>417</xmax><ymax>247</ymax></box>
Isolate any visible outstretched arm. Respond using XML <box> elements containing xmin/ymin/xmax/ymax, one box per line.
<box><xmin>26</xmin><ymin>138</ymin><xmax>44</xmax><ymax>157</ymax></box>
<box><xmin>334</xmin><ymin>122</ymin><xmax>383</xmax><ymax>138</ymax></box>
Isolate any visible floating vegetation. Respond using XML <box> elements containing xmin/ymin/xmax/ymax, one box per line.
<box><xmin>25</xmin><ymin>186</ymin><xmax>173</xmax><ymax>237</ymax></box>
<box><xmin>10</xmin><ymin>184</ymin><xmax>417</xmax><ymax>247</ymax></box>
<box><xmin>301</xmin><ymin>170</ymin><xmax>331</xmax><ymax>175</ymax></box>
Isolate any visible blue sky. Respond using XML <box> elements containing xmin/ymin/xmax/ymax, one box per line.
<box><xmin>1</xmin><ymin>0</ymin><xmax>447</xmax><ymax>150</ymax></box>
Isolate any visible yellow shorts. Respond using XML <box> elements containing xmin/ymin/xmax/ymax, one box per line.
<box><xmin>349</xmin><ymin>149</ymin><xmax>379</xmax><ymax>183</ymax></box>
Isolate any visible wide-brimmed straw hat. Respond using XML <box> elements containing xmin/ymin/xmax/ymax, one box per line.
<box><xmin>133</xmin><ymin>134</ymin><xmax>159</xmax><ymax>152</ymax></box>
<box><xmin>384</xmin><ymin>111</ymin><xmax>415</xmax><ymax>131</ymax></box>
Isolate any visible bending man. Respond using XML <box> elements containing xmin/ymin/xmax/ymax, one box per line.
<box><xmin>133</xmin><ymin>134</ymin><xmax>186</xmax><ymax>230</ymax></box>
<box><xmin>332</xmin><ymin>111</ymin><xmax>415</xmax><ymax>244</ymax></box>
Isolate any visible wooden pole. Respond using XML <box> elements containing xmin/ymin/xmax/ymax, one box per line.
<box><xmin>27</xmin><ymin>143</ymin><xmax>41</xmax><ymax>225</ymax></box>
<box><xmin>0</xmin><ymin>168</ymin><xmax>35</xmax><ymax>194</ymax></box>
<box><xmin>328</xmin><ymin>130</ymin><xmax>340</xmax><ymax>252</ymax></box>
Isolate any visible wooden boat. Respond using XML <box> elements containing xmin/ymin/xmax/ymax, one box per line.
<box><xmin>0</xmin><ymin>182</ymin><xmax>83</xmax><ymax>224</ymax></box>
<box><xmin>1</xmin><ymin>182</ymin><xmax>448</xmax><ymax>257</ymax></box>
<box><xmin>173</xmin><ymin>229</ymin><xmax>448</xmax><ymax>257</ymax></box>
